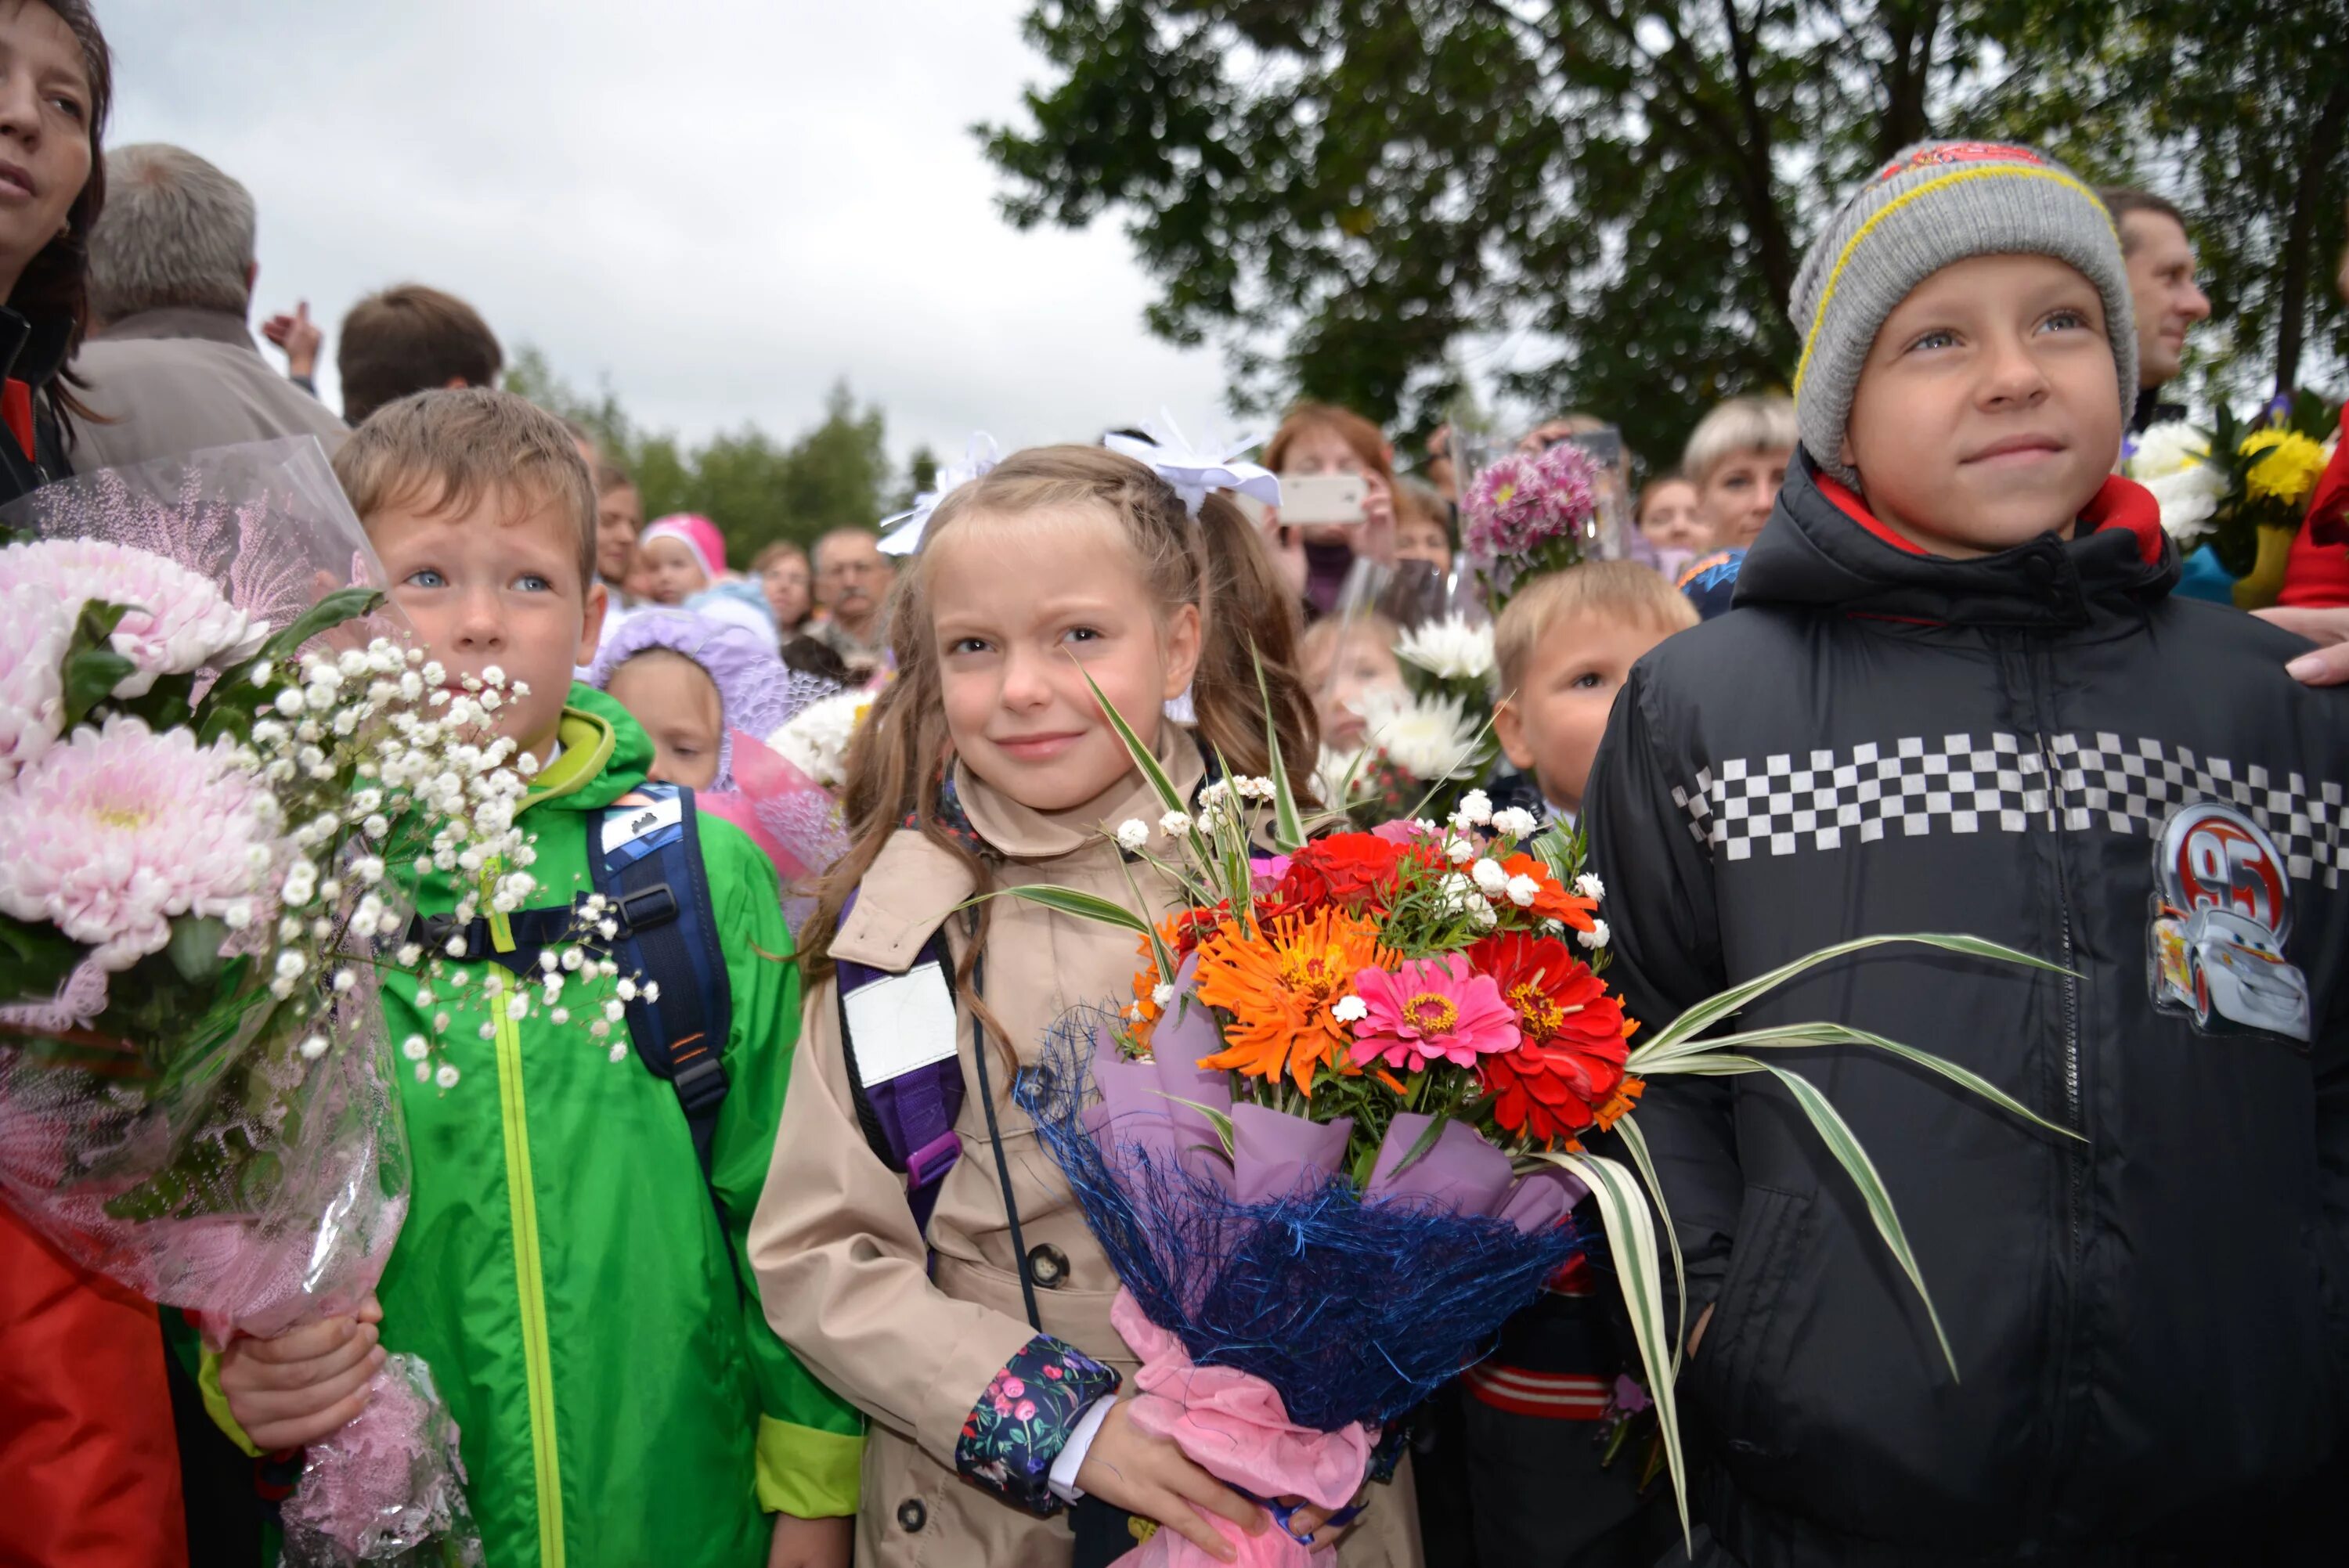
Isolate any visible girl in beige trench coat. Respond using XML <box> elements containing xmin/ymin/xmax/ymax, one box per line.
<box><xmin>749</xmin><ymin>447</ymin><xmax>1425</xmax><ymax>1568</ymax></box>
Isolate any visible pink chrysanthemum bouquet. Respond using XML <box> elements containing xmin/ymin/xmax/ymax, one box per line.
<box><xmin>1461</xmin><ymin>440</ymin><xmax>1604</xmax><ymax>607</ymax></box>
<box><xmin>0</xmin><ymin>439</ymin><xmax>653</xmax><ymax>1566</ymax></box>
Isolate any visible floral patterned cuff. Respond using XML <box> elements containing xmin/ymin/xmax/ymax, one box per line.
<box><xmin>954</xmin><ymin>1334</ymin><xmax>1121</xmax><ymax>1516</ymax></box>
<box><xmin>1364</xmin><ymin>1419</ymin><xmax>1410</xmax><ymax>1486</ymax></box>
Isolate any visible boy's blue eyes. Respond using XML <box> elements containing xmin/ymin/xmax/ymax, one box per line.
<box><xmin>396</xmin><ymin>568</ymin><xmax>554</xmax><ymax>591</ymax></box>
<box><xmin>1907</xmin><ymin>309</ymin><xmax>2092</xmax><ymax>355</ymax></box>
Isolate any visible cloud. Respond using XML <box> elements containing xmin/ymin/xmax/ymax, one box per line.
<box><xmin>100</xmin><ymin>0</ymin><xmax>1229</xmax><ymax>464</ymax></box>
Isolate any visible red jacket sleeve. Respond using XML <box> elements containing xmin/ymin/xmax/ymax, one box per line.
<box><xmin>0</xmin><ymin>1203</ymin><xmax>188</xmax><ymax>1568</ymax></box>
<box><xmin>2279</xmin><ymin>406</ymin><xmax>2349</xmax><ymax>607</ymax></box>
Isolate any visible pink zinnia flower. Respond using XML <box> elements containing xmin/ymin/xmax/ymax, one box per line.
<box><xmin>0</xmin><ymin>716</ymin><xmax>276</xmax><ymax>969</ymax></box>
<box><xmin>0</xmin><ymin>539</ymin><xmax>266</xmax><ymax>697</ymax></box>
<box><xmin>1348</xmin><ymin>955</ymin><xmax>1521</xmax><ymax>1072</ymax></box>
<box><xmin>0</xmin><ymin>583</ymin><xmax>70</xmax><ymax>784</ymax></box>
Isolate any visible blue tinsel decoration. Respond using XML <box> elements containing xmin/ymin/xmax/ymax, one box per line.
<box><xmin>1015</xmin><ymin>1012</ymin><xmax>1587</xmax><ymax>1433</ymax></box>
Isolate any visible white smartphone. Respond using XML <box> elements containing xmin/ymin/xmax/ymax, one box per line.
<box><xmin>1279</xmin><ymin>472</ymin><xmax>1368</xmax><ymax>525</ymax></box>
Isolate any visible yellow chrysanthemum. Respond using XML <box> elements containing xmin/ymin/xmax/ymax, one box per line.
<box><xmin>2240</xmin><ymin>429</ymin><xmax>2329</xmax><ymax>506</ymax></box>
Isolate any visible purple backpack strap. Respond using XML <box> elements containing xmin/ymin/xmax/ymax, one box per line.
<box><xmin>835</xmin><ymin>889</ymin><xmax>966</xmax><ymax>1234</ymax></box>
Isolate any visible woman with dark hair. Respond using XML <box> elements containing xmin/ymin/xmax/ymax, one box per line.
<box><xmin>0</xmin><ymin>14</ymin><xmax>183</xmax><ymax>1568</ymax></box>
<box><xmin>0</xmin><ymin>0</ymin><xmax>106</xmax><ymax>500</ymax></box>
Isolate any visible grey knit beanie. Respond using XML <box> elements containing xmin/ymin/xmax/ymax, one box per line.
<box><xmin>1790</xmin><ymin>140</ymin><xmax>2138</xmax><ymax>487</ymax></box>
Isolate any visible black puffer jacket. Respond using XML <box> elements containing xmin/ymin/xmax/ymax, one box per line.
<box><xmin>1585</xmin><ymin>455</ymin><xmax>2349</xmax><ymax>1566</ymax></box>
<box><xmin>0</xmin><ymin>304</ymin><xmax>74</xmax><ymax>504</ymax></box>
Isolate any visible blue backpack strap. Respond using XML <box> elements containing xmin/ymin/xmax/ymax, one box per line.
<box><xmin>834</xmin><ymin>887</ymin><xmax>965</xmax><ymax>1233</ymax></box>
<box><xmin>588</xmin><ymin>783</ymin><xmax>734</xmax><ymax>1177</ymax></box>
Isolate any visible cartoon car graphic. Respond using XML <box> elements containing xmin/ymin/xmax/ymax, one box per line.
<box><xmin>2151</xmin><ymin>904</ymin><xmax>2311</xmax><ymax>1038</ymax></box>
<box><xmin>2149</xmin><ymin>799</ymin><xmax>2312</xmax><ymax>1041</ymax></box>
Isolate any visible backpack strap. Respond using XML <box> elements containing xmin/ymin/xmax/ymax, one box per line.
<box><xmin>587</xmin><ymin>784</ymin><xmax>734</xmax><ymax>1178</ymax></box>
<box><xmin>834</xmin><ymin>887</ymin><xmax>966</xmax><ymax>1234</ymax></box>
<box><xmin>401</xmin><ymin>784</ymin><xmax>735</xmax><ymax>1181</ymax></box>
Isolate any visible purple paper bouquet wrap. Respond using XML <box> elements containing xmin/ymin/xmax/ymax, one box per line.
<box><xmin>1016</xmin><ymin>965</ymin><xmax>1587</xmax><ymax>1434</ymax></box>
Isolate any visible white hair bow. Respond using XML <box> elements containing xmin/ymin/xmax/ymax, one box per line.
<box><xmin>879</xmin><ymin>432</ymin><xmax>1002</xmax><ymax>557</ymax></box>
<box><xmin>1104</xmin><ymin>410</ymin><xmax>1280</xmax><ymax>516</ymax></box>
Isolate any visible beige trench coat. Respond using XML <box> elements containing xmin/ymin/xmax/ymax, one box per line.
<box><xmin>750</xmin><ymin>741</ymin><xmax>1423</xmax><ymax>1567</ymax></box>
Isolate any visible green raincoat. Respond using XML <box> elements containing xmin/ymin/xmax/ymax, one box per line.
<box><xmin>218</xmin><ymin>687</ymin><xmax>862</xmax><ymax>1568</ymax></box>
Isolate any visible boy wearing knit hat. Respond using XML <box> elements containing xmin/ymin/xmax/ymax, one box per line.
<box><xmin>1583</xmin><ymin>142</ymin><xmax>2349</xmax><ymax>1565</ymax></box>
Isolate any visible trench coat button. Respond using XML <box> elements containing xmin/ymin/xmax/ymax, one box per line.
<box><xmin>896</xmin><ymin>1498</ymin><xmax>927</xmax><ymax>1533</ymax></box>
<box><xmin>1026</xmin><ymin>1242</ymin><xmax>1071</xmax><ymax>1289</ymax></box>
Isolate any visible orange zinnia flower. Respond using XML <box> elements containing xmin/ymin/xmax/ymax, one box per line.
<box><xmin>1193</xmin><ymin>908</ymin><xmax>1390</xmax><ymax>1094</ymax></box>
<box><xmin>1498</xmin><ymin>853</ymin><xmax>1597</xmax><ymax>931</ymax></box>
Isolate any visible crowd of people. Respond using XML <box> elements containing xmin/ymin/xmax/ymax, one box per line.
<box><xmin>5</xmin><ymin>5</ymin><xmax>2349</xmax><ymax>1568</ymax></box>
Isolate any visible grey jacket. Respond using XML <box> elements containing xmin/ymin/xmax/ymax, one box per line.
<box><xmin>70</xmin><ymin>307</ymin><xmax>345</xmax><ymax>470</ymax></box>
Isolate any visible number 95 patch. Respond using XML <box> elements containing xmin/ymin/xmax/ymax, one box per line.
<box><xmin>2147</xmin><ymin>798</ymin><xmax>2312</xmax><ymax>1042</ymax></box>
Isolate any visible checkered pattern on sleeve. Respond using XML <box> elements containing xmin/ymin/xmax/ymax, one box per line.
<box><xmin>1670</xmin><ymin>730</ymin><xmax>2349</xmax><ymax>887</ymax></box>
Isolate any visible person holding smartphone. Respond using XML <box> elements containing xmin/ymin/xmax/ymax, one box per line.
<box><xmin>1261</xmin><ymin>401</ymin><xmax>1398</xmax><ymax>618</ymax></box>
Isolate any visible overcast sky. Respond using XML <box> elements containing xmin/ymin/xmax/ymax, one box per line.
<box><xmin>101</xmin><ymin>0</ymin><xmax>1229</xmax><ymax>469</ymax></box>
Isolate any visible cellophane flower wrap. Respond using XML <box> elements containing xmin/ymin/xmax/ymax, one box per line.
<box><xmin>1015</xmin><ymin>741</ymin><xmax>1619</xmax><ymax>1563</ymax></box>
<box><xmin>1461</xmin><ymin>440</ymin><xmax>1603</xmax><ymax>608</ymax></box>
<box><xmin>1319</xmin><ymin>611</ymin><xmax>1499</xmax><ymax>831</ymax></box>
<box><xmin>0</xmin><ymin>438</ymin><xmax>599</xmax><ymax>1566</ymax></box>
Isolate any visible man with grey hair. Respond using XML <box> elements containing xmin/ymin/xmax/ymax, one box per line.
<box><xmin>70</xmin><ymin>143</ymin><xmax>345</xmax><ymax>469</ymax></box>
<box><xmin>810</xmin><ymin>525</ymin><xmax>893</xmax><ymax>678</ymax></box>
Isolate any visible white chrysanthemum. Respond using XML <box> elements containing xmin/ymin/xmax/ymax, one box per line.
<box><xmin>0</xmin><ymin>716</ymin><xmax>276</xmax><ymax>969</ymax></box>
<box><xmin>2142</xmin><ymin>463</ymin><xmax>2228</xmax><ymax>544</ymax></box>
<box><xmin>1393</xmin><ymin>614</ymin><xmax>1496</xmax><ymax>683</ymax></box>
<box><xmin>1115</xmin><ymin>819</ymin><xmax>1149</xmax><ymax>853</ymax></box>
<box><xmin>0</xmin><ymin>539</ymin><xmax>268</xmax><ymax>697</ymax></box>
<box><xmin>0</xmin><ymin>584</ymin><xmax>70</xmax><ymax>784</ymax></box>
<box><xmin>1358</xmin><ymin>688</ymin><xmax>1481</xmax><ymax>782</ymax></box>
<box><xmin>1489</xmin><ymin>806</ymin><xmax>1538</xmax><ymax>841</ymax></box>
<box><xmin>2128</xmin><ymin>421</ymin><xmax>2210</xmax><ymax>480</ymax></box>
<box><xmin>767</xmin><ymin>690</ymin><xmax>874</xmax><ymax>791</ymax></box>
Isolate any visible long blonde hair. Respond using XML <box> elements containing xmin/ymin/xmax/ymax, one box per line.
<box><xmin>801</xmin><ymin>445</ymin><xmax>1319</xmax><ymax>997</ymax></box>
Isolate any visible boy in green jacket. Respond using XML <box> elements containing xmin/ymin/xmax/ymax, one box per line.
<box><xmin>215</xmin><ymin>389</ymin><xmax>861</xmax><ymax>1568</ymax></box>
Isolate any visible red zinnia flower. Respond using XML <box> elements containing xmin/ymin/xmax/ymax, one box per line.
<box><xmin>1470</xmin><ymin>931</ymin><xmax>1635</xmax><ymax>1145</ymax></box>
<box><xmin>1283</xmin><ymin>832</ymin><xmax>1434</xmax><ymax>917</ymax></box>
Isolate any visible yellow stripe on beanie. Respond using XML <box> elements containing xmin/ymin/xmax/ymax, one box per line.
<box><xmin>1792</xmin><ymin>164</ymin><xmax>2113</xmax><ymax>398</ymax></box>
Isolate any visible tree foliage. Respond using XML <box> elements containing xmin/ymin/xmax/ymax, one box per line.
<box><xmin>980</xmin><ymin>1</ymin><xmax>2346</xmax><ymax>467</ymax></box>
<box><xmin>1983</xmin><ymin>0</ymin><xmax>2348</xmax><ymax>402</ymax></box>
<box><xmin>503</xmin><ymin>347</ymin><xmax>905</xmax><ymax>561</ymax></box>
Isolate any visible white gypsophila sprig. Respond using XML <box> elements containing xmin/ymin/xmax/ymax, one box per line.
<box><xmin>215</xmin><ymin>640</ymin><xmax>653</xmax><ymax>1090</ymax></box>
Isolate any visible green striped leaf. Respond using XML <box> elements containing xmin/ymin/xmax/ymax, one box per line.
<box><xmin>1640</xmin><ymin>933</ymin><xmax>2071</xmax><ymax>1056</ymax></box>
<box><xmin>1151</xmin><ymin>1092</ymin><xmax>1236</xmax><ymax>1159</ymax></box>
<box><xmin>1641</xmin><ymin>1022</ymin><xmax>2080</xmax><ymax>1141</ymax></box>
<box><xmin>1254</xmin><ymin>649</ymin><xmax>1309</xmax><ymax>852</ymax></box>
<box><xmin>1074</xmin><ymin>663</ymin><xmax>1186</xmax><ymax>817</ymax></box>
<box><xmin>1535</xmin><ymin>1148</ymin><xmax>1692</xmax><ymax>1546</ymax></box>
<box><xmin>1611</xmin><ymin>1112</ymin><xmax>1687</xmax><ymax>1377</ymax></box>
<box><xmin>965</xmin><ymin>885</ymin><xmax>1153</xmax><ymax>935</ymax></box>
<box><xmin>1708</xmin><ymin>1054</ymin><xmax>1960</xmax><ymax>1379</ymax></box>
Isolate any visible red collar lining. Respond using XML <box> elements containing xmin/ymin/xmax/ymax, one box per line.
<box><xmin>2</xmin><ymin>380</ymin><xmax>32</xmax><ymax>463</ymax></box>
<box><xmin>1817</xmin><ymin>470</ymin><xmax>2167</xmax><ymax>568</ymax></box>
